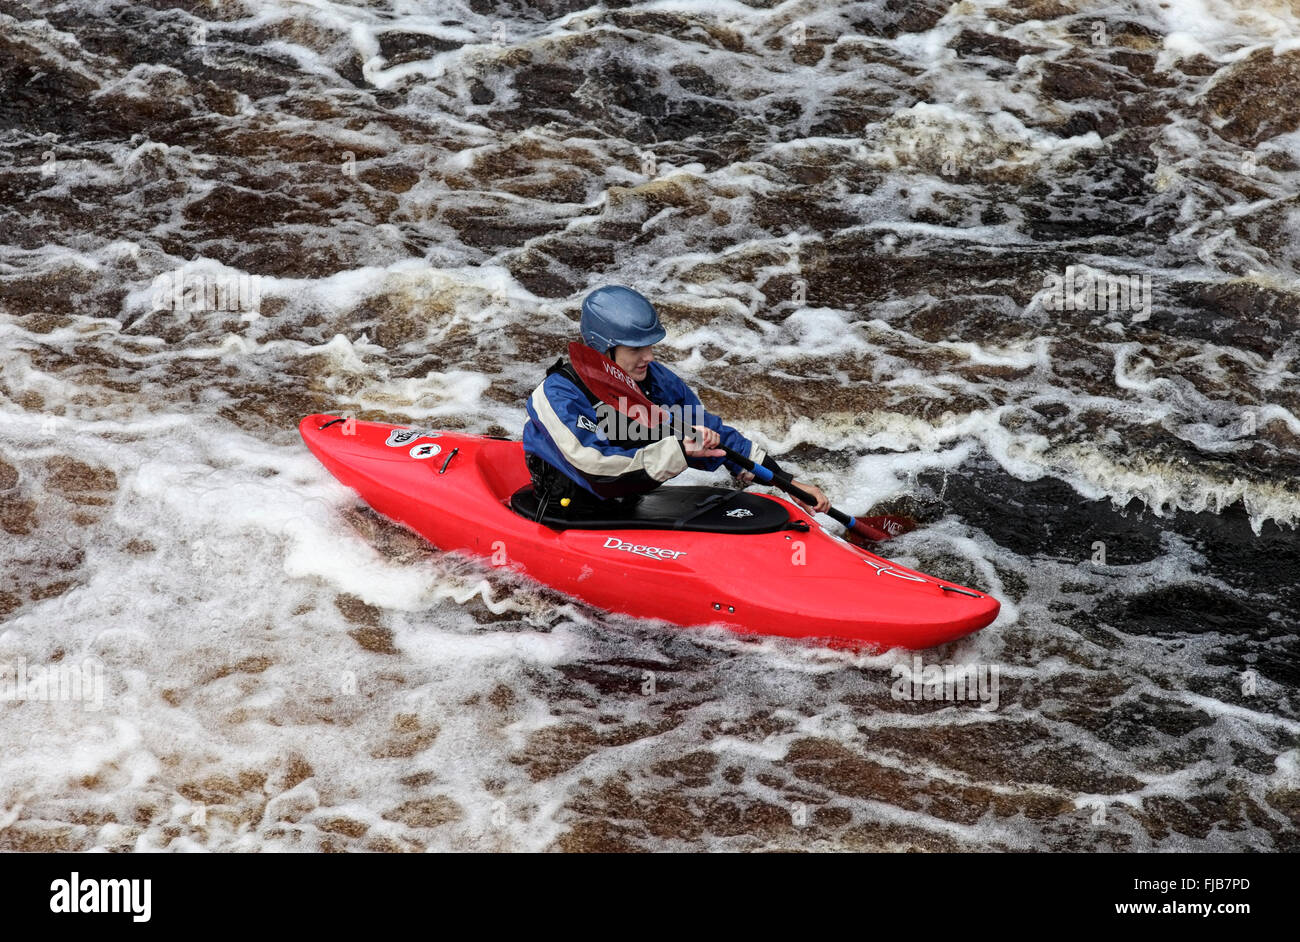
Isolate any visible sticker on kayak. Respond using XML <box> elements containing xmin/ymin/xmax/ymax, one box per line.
<box><xmin>725</xmin><ymin>508</ymin><xmax>753</xmax><ymax>518</ymax></box>
<box><xmin>861</xmin><ymin>557</ymin><xmax>927</xmax><ymax>583</ymax></box>
<box><xmin>603</xmin><ymin>537</ymin><xmax>685</xmax><ymax>561</ymax></box>
<box><xmin>409</xmin><ymin>442</ymin><xmax>442</xmax><ymax>460</ymax></box>
<box><xmin>385</xmin><ymin>428</ymin><xmax>441</xmax><ymax>447</ymax></box>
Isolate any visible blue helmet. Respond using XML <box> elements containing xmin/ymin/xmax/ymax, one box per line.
<box><xmin>579</xmin><ymin>286</ymin><xmax>666</xmax><ymax>354</ymax></box>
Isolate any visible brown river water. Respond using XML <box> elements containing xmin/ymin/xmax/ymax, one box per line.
<box><xmin>1</xmin><ymin>0</ymin><xmax>1298</xmax><ymax>850</ymax></box>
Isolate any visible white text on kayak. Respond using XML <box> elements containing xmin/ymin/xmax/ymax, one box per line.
<box><xmin>603</xmin><ymin>537</ymin><xmax>686</xmax><ymax>560</ymax></box>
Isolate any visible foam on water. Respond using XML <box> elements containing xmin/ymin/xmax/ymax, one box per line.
<box><xmin>1</xmin><ymin>0</ymin><xmax>1297</xmax><ymax>851</ymax></box>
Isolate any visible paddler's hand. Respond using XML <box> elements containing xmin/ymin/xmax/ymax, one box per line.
<box><xmin>790</xmin><ymin>481</ymin><xmax>831</xmax><ymax>515</ymax></box>
<box><xmin>683</xmin><ymin>425</ymin><xmax>724</xmax><ymax>458</ymax></box>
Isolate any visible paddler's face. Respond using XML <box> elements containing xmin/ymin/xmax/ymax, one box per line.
<box><xmin>612</xmin><ymin>344</ymin><xmax>654</xmax><ymax>382</ymax></box>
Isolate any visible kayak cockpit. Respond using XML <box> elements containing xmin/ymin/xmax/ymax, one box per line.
<box><xmin>508</xmin><ymin>484</ymin><xmax>805</xmax><ymax>535</ymax></box>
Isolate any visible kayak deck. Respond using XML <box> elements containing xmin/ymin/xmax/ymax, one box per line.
<box><xmin>508</xmin><ymin>484</ymin><xmax>798</xmax><ymax>534</ymax></box>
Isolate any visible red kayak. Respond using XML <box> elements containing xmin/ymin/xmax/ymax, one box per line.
<box><xmin>299</xmin><ymin>414</ymin><xmax>1000</xmax><ymax>649</ymax></box>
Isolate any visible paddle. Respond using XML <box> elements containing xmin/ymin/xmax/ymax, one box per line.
<box><xmin>566</xmin><ymin>341</ymin><xmax>916</xmax><ymax>543</ymax></box>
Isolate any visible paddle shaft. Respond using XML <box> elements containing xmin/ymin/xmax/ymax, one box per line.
<box><xmin>681</xmin><ymin>429</ymin><xmax>883</xmax><ymax>537</ymax></box>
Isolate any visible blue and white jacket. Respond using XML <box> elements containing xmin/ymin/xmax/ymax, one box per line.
<box><xmin>523</xmin><ymin>359</ymin><xmax>767</xmax><ymax>500</ymax></box>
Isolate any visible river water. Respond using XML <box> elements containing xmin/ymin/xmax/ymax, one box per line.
<box><xmin>1</xmin><ymin>0</ymin><xmax>1297</xmax><ymax>851</ymax></box>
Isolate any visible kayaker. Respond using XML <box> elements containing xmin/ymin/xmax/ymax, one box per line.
<box><xmin>522</xmin><ymin>285</ymin><xmax>830</xmax><ymax>520</ymax></box>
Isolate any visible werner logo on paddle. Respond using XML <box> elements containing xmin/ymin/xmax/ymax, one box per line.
<box><xmin>50</xmin><ymin>872</ymin><xmax>151</xmax><ymax>922</ymax></box>
<box><xmin>603</xmin><ymin>537</ymin><xmax>685</xmax><ymax>561</ymax></box>
<box><xmin>601</xmin><ymin>358</ymin><xmax>639</xmax><ymax>393</ymax></box>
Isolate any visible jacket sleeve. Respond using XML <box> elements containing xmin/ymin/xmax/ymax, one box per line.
<box><xmin>649</xmin><ymin>365</ymin><xmax>766</xmax><ymax>477</ymax></box>
<box><xmin>529</xmin><ymin>374</ymin><xmax>689</xmax><ymax>484</ymax></box>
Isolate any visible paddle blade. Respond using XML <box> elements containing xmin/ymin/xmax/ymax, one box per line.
<box><xmin>845</xmin><ymin>514</ymin><xmax>917</xmax><ymax>545</ymax></box>
<box><xmin>567</xmin><ymin>341</ymin><xmax>669</xmax><ymax>426</ymax></box>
